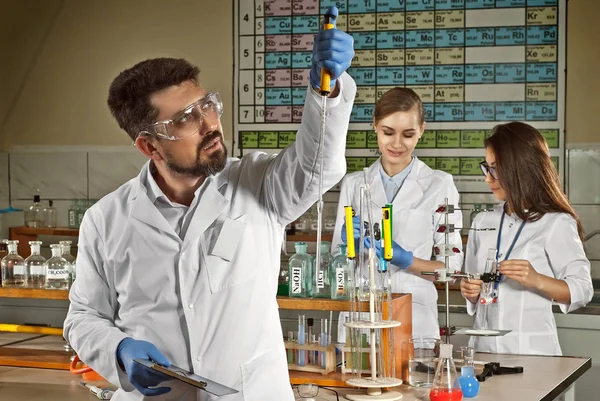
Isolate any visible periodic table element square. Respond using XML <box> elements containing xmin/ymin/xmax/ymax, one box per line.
<box><xmin>405</xmin><ymin>48</ymin><xmax>434</xmax><ymax>65</ymax></box>
<box><xmin>376</xmin><ymin>12</ymin><xmax>405</xmax><ymax>31</ymax></box>
<box><xmin>526</xmin><ymin>7</ymin><xmax>558</xmax><ymax>26</ymax></box>
<box><xmin>435</xmin><ymin>85</ymin><xmax>465</xmax><ymax>103</ymax></box>
<box><xmin>376</xmin><ymin>49</ymin><xmax>404</xmax><ymax>66</ymax></box>
<box><xmin>355</xmin><ymin>86</ymin><xmax>377</xmax><ymax>105</ymax></box>
<box><xmin>435</xmin><ymin>48</ymin><xmax>464</xmax><ymax>65</ymax></box>
<box><xmin>405</xmin><ymin>11</ymin><xmax>434</xmax><ymax>30</ymax></box>
<box><xmin>407</xmin><ymin>85</ymin><xmax>434</xmax><ymax>103</ymax></box>
<box><xmin>353</xmin><ymin>50</ymin><xmax>376</xmax><ymax>67</ymax></box>
<box><xmin>526</xmin><ymin>83</ymin><xmax>557</xmax><ymax>102</ymax></box>
<box><xmin>435</xmin><ymin>10</ymin><xmax>465</xmax><ymax>29</ymax></box>
<box><xmin>348</xmin><ymin>13</ymin><xmax>377</xmax><ymax>32</ymax></box>
<box><xmin>526</xmin><ymin>45</ymin><xmax>557</xmax><ymax>62</ymax></box>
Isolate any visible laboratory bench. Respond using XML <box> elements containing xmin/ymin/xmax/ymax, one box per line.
<box><xmin>292</xmin><ymin>352</ymin><xmax>591</xmax><ymax>401</ymax></box>
<box><xmin>0</xmin><ymin>352</ymin><xmax>590</xmax><ymax>401</ymax></box>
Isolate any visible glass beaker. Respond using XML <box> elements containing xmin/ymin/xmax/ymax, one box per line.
<box><xmin>429</xmin><ymin>343</ymin><xmax>463</xmax><ymax>401</ymax></box>
<box><xmin>409</xmin><ymin>337</ymin><xmax>441</xmax><ymax>387</ymax></box>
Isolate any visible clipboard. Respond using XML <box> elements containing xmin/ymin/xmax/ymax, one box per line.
<box><xmin>133</xmin><ymin>358</ymin><xmax>238</xmax><ymax>396</ymax></box>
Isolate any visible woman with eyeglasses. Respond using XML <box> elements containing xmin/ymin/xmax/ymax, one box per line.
<box><xmin>332</xmin><ymin>87</ymin><xmax>463</xmax><ymax>341</ymax></box>
<box><xmin>461</xmin><ymin>122</ymin><xmax>593</xmax><ymax>355</ymax></box>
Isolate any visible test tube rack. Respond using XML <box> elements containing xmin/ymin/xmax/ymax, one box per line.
<box><xmin>284</xmin><ymin>341</ymin><xmax>336</xmax><ymax>375</ymax></box>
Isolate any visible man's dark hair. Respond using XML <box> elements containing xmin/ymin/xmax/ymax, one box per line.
<box><xmin>107</xmin><ymin>58</ymin><xmax>200</xmax><ymax>140</ymax></box>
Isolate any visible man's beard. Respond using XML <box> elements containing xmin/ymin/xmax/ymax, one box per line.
<box><xmin>164</xmin><ymin>131</ymin><xmax>228</xmax><ymax>177</ymax></box>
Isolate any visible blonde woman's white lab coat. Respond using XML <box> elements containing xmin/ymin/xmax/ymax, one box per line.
<box><xmin>332</xmin><ymin>158</ymin><xmax>463</xmax><ymax>340</ymax></box>
<box><xmin>465</xmin><ymin>206</ymin><xmax>593</xmax><ymax>355</ymax></box>
<box><xmin>63</xmin><ymin>74</ymin><xmax>356</xmax><ymax>401</ymax></box>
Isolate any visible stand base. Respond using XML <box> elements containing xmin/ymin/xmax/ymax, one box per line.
<box><xmin>345</xmin><ymin>390</ymin><xmax>403</xmax><ymax>400</ymax></box>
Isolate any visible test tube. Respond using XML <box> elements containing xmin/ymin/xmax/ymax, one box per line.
<box><xmin>307</xmin><ymin>318</ymin><xmax>314</xmax><ymax>365</ymax></box>
<box><xmin>320</xmin><ymin>318</ymin><xmax>328</xmax><ymax>368</ymax></box>
<box><xmin>298</xmin><ymin>315</ymin><xmax>306</xmax><ymax>366</ymax></box>
<box><xmin>287</xmin><ymin>331</ymin><xmax>294</xmax><ymax>364</ymax></box>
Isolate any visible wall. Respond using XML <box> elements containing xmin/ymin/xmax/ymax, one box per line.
<box><xmin>0</xmin><ymin>1</ymin><xmax>598</xmax><ymax>149</ymax></box>
<box><xmin>565</xmin><ymin>0</ymin><xmax>600</xmax><ymax>144</ymax></box>
<box><xmin>0</xmin><ymin>0</ymin><xmax>233</xmax><ymax>150</ymax></box>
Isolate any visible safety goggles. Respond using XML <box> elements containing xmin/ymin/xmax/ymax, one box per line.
<box><xmin>137</xmin><ymin>92</ymin><xmax>223</xmax><ymax>141</ymax></box>
<box><xmin>479</xmin><ymin>161</ymin><xmax>498</xmax><ymax>180</ymax></box>
<box><xmin>294</xmin><ymin>384</ymin><xmax>339</xmax><ymax>400</ymax></box>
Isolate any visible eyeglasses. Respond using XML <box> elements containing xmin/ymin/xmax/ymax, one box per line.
<box><xmin>479</xmin><ymin>161</ymin><xmax>498</xmax><ymax>180</ymax></box>
<box><xmin>137</xmin><ymin>92</ymin><xmax>223</xmax><ymax>141</ymax></box>
<box><xmin>294</xmin><ymin>384</ymin><xmax>339</xmax><ymax>401</ymax></box>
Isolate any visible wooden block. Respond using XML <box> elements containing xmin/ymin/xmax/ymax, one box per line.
<box><xmin>0</xmin><ymin>347</ymin><xmax>71</xmax><ymax>370</ymax></box>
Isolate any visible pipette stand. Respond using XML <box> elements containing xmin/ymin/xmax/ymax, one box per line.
<box><xmin>345</xmin><ymin>179</ymin><xmax>403</xmax><ymax>401</ymax></box>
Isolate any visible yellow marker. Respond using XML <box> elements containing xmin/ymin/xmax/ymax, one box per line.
<box><xmin>382</xmin><ymin>205</ymin><xmax>393</xmax><ymax>261</ymax></box>
<box><xmin>319</xmin><ymin>13</ymin><xmax>335</xmax><ymax>96</ymax></box>
<box><xmin>344</xmin><ymin>206</ymin><xmax>355</xmax><ymax>259</ymax></box>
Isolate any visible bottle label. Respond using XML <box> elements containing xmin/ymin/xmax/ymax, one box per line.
<box><xmin>68</xmin><ymin>211</ymin><xmax>76</xmax><ymax>227</ymax></box>
<box><xmin>30</xmin><ymin>265</ymin><xmax>46</xmax><ymax>275</ymax></box>
<box><xmin>310</xmin><ymin>222</ymin><xmax>318</xmax><ymax>231</ymax></box>
<box><xmin>47</xmin><ymin>269</ymin><xmax>69</xmax><ymax>280</ymax></box>
<box><xmin>325</xmin><ymin>221</ymin><xmax>335</xmax><ymax>231</ymax></box>
<box><xmin>336</xmin><ymin>268</ymin><xmax>345</xmax><ymax>292</ymax></box>
<box><xmin>317</xmin><ymin>270</ymin><xmax>324</xmax><ymax>289</ymax></box>
<box><xmin>295</xmin><ymin>221</ymin><xmax>307</xmax><ymax>231</ymax></box>
<box><xmin>291</xmin><ymin>267</ymin><xmax>302</xmax><ymax>294</ymax></box>
<box><xmin>13</xmin><ymin>265</ymin><xmax>25</xmax><ymax>275</ymax></box>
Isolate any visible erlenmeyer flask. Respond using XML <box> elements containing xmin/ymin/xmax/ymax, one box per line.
<box><xmin>429</xmin><ymin>344</ymin><xmax>463</xmax><ymax>401</ymax></box>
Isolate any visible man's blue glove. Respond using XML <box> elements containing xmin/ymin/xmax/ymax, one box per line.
<box><xmin>117</xmin><ymin>337</ymin><xmax>172</xmax><ymax>396</ymax></box>
<box><xmin>341</xmin><ymin>215</ymin><xmax>362</xmax><ymax>251</ymax></box>
<box><xmin>364</xmin><ymin>237</ymin><xmax>414</xmax><ymax>270</ymax></box>
<box><xmin>309</xmin><ymin>6</ymin><xmax>354</xmax><ymax>92</ymax></box>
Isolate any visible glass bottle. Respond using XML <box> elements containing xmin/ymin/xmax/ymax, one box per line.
<box><xmin>46</xmin><ymin>244</ymin><xmax>70</xmax><ymax>290</ymax></box>
<box><xmin>25</xmin><ymin>241</ymin><xmax>46</xmax><ymax>288</ymax></box>
<box><xmin>44</xmin><ymin>200</ymin><xmax>57</xmax><ymax>228</ymax></box>
<box><xmin>76</xmin><ymin>199</ymin><xmax>88</xmax><ymax>227</ymax></box>
<box><xmin>310</xmin><ymin>241</ymin><xmax>332</xmax><ymax>298</ymax></box>
<box><xmin>308</xmin><ymin>205</ymin><xmax>318</xmax><ymax>234</ymax></box>
<box><xmin>59</xmin><ymin>240</ymin><xmax>76</xmax><ymax>284</ymax></box>
<box><xmin>288</xmin><ymin>242</ymin><xmax>312</xmax><ymax>298</ymax></box>
<box><xmin>324</xmin><ymin>206</ymin><xmax>336</xmax><ymax>233</ymax></box>
<box><xmin>458</xmin><ymin>347</ymin><xmax>479</xmax><ymax>398</ymax></box>
<box><xmin>429</xmin><ymin>344</ymin><xmax>463</xmax><ymax>401</ymax></box>
<box><xmin>68</xmin><ymin>199</ymin><xmax>78</xmax><ymax>229</ymax></box>
<box><xmin>25</xmin><ymin>195</ymin><xmax>44</xmax><ymax>227</ymax></box>
<box><xmin>1</xmin><ymin>240</ymin><xmax>26</xmax><ymax>287</ymax></box>
<box><xmin>330</xmin><ymin>244</ymin><xmax>349</xmax><ymax>300</ymax></box>
<box><xmin>277</xmin><ymin>265</ymin><xmax>289</xmax><ymax>297</ymax></box>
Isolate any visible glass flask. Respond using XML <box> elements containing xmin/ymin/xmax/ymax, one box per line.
<box><xmin>429</xmin><ymin>343</ymin><xmax>463</xmax><ymax>401</ymax></box>
<box><xmin>59</xmin><ymin>240</ymin><xmax>76</xmax><ymax>284</ymax></box>
<box><xmin>46</xmin><ymin>244</ymin><xmax>70</xmax><ymax>290</ymax></box>
<box><xmin>25</xmin><ymin>195</ymin><xmax>44</xmax><ymax>227</ymax></box>
<box><xmin>25</xmin><ymin>241</ymin><xmax>46</xmax><ymax>288</ymax></box>
<box><xmin>458</xmin><ymin>347</ymin><xmax>479</xmax><ymax>398</ymax></box>
<box><xmin>310</xmin><ymin>241</ymin><xmax>332</xmax><ymax>298</ymax></box>
<box><xmin>288</xmin><ymin>242</ymin><xmax>313</xmax><ymax>298</ymax></box>
<box><xmin>1</xmin><ymin>240</ymin><xmax>26</xmax><ymax>287</ymax></box>
<box><xmin>330</xmin><ymin>244</ymin><xmax>350</xmax><ymax>300</ymax></box>
<box><xmin>44</xmin><ymin>200</ymin><xmax>57</xmax><ymax>228</ymax></box>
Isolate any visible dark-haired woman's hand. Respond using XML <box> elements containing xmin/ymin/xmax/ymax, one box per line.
<box><xmin>498</xmin><ymin>259</ymin><xmax>540</xmax><ymax>289</ymax></box>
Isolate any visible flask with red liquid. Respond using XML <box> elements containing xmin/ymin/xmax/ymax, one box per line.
<box><xmin>429</xmin><ymin>343</ymin><xmax>463</xmax><ymax>401</ymax></box>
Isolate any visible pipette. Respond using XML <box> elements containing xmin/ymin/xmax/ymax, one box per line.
<box><xmin>314</xmin><ymin>11</ymin><xmax>335</xmax><ymax>290</ymax></box>
<box><xmin>80</xmin><ymin>382</ymin><xmax>114</xmax><ymax>400</ymax></box>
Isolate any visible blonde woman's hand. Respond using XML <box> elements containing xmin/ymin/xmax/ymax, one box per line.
<box><xmin>460</xmin><ymin>278</ymin><xmax>483</xmax><ymax>304</ymax></box>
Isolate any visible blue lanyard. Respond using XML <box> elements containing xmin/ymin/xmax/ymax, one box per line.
<box><xmin>493</xmin><ymin>211</ymin><xmax>526</xmax><ymax>291</ymax></box>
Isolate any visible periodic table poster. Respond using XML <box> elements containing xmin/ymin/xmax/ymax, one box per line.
<box><xmin>233</xmin><ymin>0</ymin><xmax>565</xmax><ymax>192</ymax></box>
